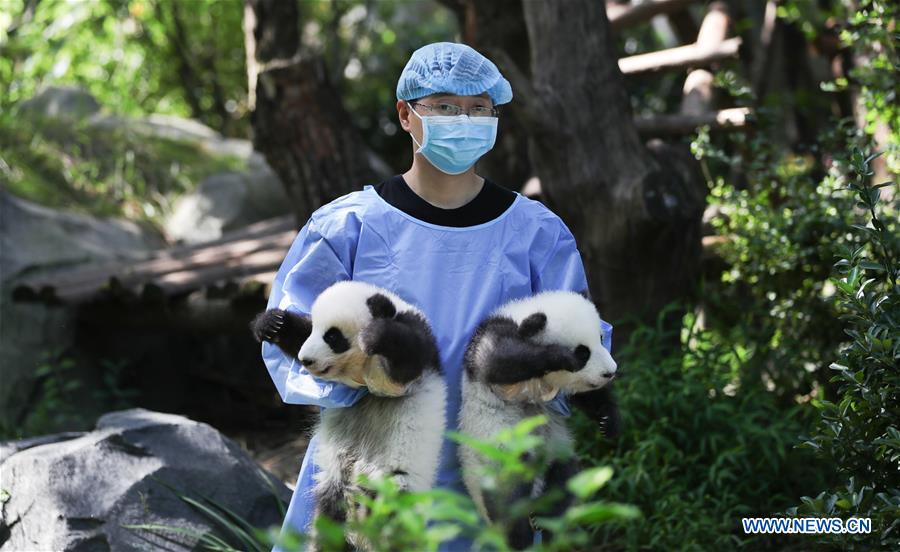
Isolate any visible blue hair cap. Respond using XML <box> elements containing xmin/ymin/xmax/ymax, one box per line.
<box><xmin>396</xmin><ymin>42</ymin><xmax>513</xmax><ymax>105</ymax></box>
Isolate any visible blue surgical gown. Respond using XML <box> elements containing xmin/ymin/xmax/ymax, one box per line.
<box><xmin>263</xmin><ymin>184</ymin><xmax>613</xmax><ymax>551</ymax></box>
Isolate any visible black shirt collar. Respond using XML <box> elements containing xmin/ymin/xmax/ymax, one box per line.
<box><xmin>373</xmin><ymin>174</ymin><xmax>516</xmax><ymax>227</ymax></box>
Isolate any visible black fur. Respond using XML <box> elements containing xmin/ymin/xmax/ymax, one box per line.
<box><xmin>481</xmin><ymin>458</ymin><xmax>578</xmax><ymax>550</ymax></box>
<box><xmin>573</xmin><ymin>344</ymin><xmax>590</xmax><ymax>367</ymax></box>
<box><xmin>464</xmin><ymin>316</ymin><xmax>579</xmax><ymax>386</ymax></box>
<box><xmin>464</xmin><ymin>316</ymin><xmax>520</xmax><ymax>380</ymax></box>
<box><xmin>323</xmin><ymin>326</ymin><xmax>351</xmax><ymax>354</ymax></box>
<box><xmin>250</xmin><ymin>309</ymin><xmax>313</xmax><ymax>359</ymax></box>
<box><xmin>317</xmin><ymin>479</ymin><xmax>347</xmax><ymax>524</ymax></box>
<box><xmin>570</xmin><ymin>385</ymin><xmax>622</xmax><ymax>438</ymax></box>
<box><xmin>518</xmin><ymin>312</ymin><xmax>547</xmax><ymax>339</ymax></box>
<box><xmin>507</xmin><ymin>505</ymin><xmax>536</xmax><ymax>550</ymax></box>
<box><xmin>538</xmin><ymin>459</ymin><xmax>580</xmax><ymax>543</ymax></box>
<box><xmin>482</xmin><ymin>480</ymin><xmax>535</xmax><ymax>551</ymax></box>
<box><xmin>366</xmin><ymin>293</ymin><xmax>397</xmax><ymax>319</ymax></box>
<box><xmin>358</xmin><ymin>309</ymin><xmax>441</xmax><ymax>385</ymax></box>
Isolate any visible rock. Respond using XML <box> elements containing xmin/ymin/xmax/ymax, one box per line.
<box><xmin>87</xmin><ymin>113</ymin><xmax>254</xmax><ymax>161</ymax></box>
<box><xmin>17</xmin><ymin>86</ymin><xmax>101</xmax><ymax>120</ymax></box>
<box><xmin>0</xmin><ymin>408</ymin><xmax>291</xmax><ymax>551</ymax></box>
<box><xmin>0</xmin><ymin>189</ymin><xmax>164</xmax><ymax>285</ymax></box>
<box><xmin>0</xmin><ymin>431</ymin><xmax>85</xmax><ymax>464</ymax></box>
<box><xmin>81</xmin><ymin>112</ymin><xmax>294</xmax><ymax>245</ymax></box>
<box><xmin>164</xmin><ymin>156</ymin><xmax>290</xmax><ymax>244</ymax></box>
<box><xmin>0</xmin><ymin>190</ymin><xmax>166</xmax><ymax>431</ymax></box>
<box><xmin>0</xmin><ymin>299</ymin><xmax>76</xmax><ymax>434</ymax></box>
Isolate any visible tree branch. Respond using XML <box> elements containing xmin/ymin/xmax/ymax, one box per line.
<box><xmin>619</xmin><ymin>37</ymin><xmax>741</xmax><ymax>75</ymax></box>
<box><xmin>607</xmin><ymin>0</ymin><xmax>698</xmax><ymax>31</ymax></box>
<box><xmin>635</xmin><ymin>107</ymin><xmax>752</xmax><ymax>135</ymax></box>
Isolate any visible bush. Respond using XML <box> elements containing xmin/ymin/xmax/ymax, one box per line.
<box><xmin>572</xmin><ymin>302</ymin><xmax>829</xmax><ymax>550</ymax></box>
<box><xmin>263</xmin><ymin>417</ymin><xmax>639</xmax><ymax>552</ymax></box>
<box><xmin>787</xmin><ymin>149</ymin><xmax>899</xmax><ymax>549</ymax></box>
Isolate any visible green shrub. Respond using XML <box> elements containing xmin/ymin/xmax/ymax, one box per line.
<box><xmin>573</xmin><ymin>302</ymin><xmax>829</xmax><ymax>550</ymax></box>
<box><xmin>693</xmin><ymin>119</ymin><xmax>867</xmax><ymax>404</ymax></box>
<box><xmin>0</xmin><ymin>109</ymin><xmax>243</xmax><ymax>226</ymax></box>
<box><xmin>262</xmin><ymin>417</ymin><xmax>638</xmax><ymax>552</ymax></box>
<box><xmin>787</xmin><ymin>149</ymin><xmax>899</xmax><ymax>549</ymax></box>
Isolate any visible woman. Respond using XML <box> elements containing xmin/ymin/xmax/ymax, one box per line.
<box><xmin>263</xmin><ymin>41</ymin><xmax>605</xmax><ymax>551</ymax></box>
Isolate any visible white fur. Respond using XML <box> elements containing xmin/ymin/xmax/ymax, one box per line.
<box><xmin>494</xmin><ymin>290</ymin><xmax>617</xmax><ymax>392</ymax></box>
<box><xmin>297</xmin><ymin>281</ymin><xmax>447</xmax><ymax>549</ymax></box>
<box><xmin>459</xmin><ymin>291</ymin><xmax>616</xmax><ymax>523</ymax></box>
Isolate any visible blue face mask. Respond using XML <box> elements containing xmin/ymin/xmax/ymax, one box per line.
<box><xmin>407</xmin><ymin>102</ymin><xmax>498</xmax><ymax>175</ymax></box>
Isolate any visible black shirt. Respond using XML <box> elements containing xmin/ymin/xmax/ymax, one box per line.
<box><xmin>373</xmin><ymin>174</ymin><xmax>516</xmax><ymax>227</ymax></box>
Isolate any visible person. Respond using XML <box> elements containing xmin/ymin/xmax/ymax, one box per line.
<box><xmin>262</xmin><ymin>41</ymin><xmax>611</xmax><ymax>551</ymax></box>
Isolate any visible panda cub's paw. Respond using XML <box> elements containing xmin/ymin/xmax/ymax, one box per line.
<box><xmin>358</xmin><ymin>293</ymin><xmax>435</xmax><ymax>385</ymax></box>
<box><xmin>249</xmin><ymin>308</ymin><xmax>312</xmax><ymax>360</ymax></box>
<box><xmin>570</xmin><ymin>385</ymin><xmax>623</xmax><ymax>438</ymax></box>
<box><xmin>250</xmin><ymin>309</ymin><xmax>286</xmax><ymax>342</ymax></box>
<box><xmin>359</xmin><ymin>317</ymin><xmax>427</xmax><ymax>385</ymax></box>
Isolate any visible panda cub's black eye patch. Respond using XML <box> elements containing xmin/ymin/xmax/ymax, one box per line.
<box><xmin>574</xmin><ymin>345</ymin><xmax>591</xmax><ymax>367</ymax></box>
<box><xmin>323</xmin><ymin>327</ymin><xmax>350</xmax><ymax>353</ymax></box>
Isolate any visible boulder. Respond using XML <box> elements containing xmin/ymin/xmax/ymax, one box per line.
<box><xmin>0</xmin><ymin>409</ymin><xmax>291</xmax><ymax>551</ymax></box>
<box><xmin>0</xmin><ymin>300</ymin><xmax>75</xmax><ymax>434</ymax></box>
<box><xmin>164</xmin><ymin>154</ymin><xmax>290</xmax><ymax>245</ymax></box>
<box><xmin>0</xmin><ymin>189</ymin><xmax>164</xmax><ymax>285</ymax></box>
<box><xmin>85</xmin><ymin>112</ymin><xmax>293</xmax><ymax>245</ymax></box>
<box><xmin>0</xmin><ymin>190</ymin><xmax>165</xmax><ymax>431</ymax></box>
<box><xmin>17</xmin><ymin>86</ymin><xmax>101</xmax><ymax>121</ymax></box>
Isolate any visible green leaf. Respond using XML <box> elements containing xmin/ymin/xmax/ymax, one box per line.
<box><xmin>567</xmin><ymin>466</ymin><xmax>614</xmax><ymax>499</ymax></box>
<box><xmin>313</xmin><ymin>516</ymin><xmax>346</xmax><ymax>549</ymax></box>
<box><xmin>445</xmin><ymin>431</ymin><xmax>507</xmax><ymax>463</ymax></box>
<box><xmin>859</xmin><ymin>260</ymin><xmax>884</xmax><ymax>271</ymax></box>
<box><xmin>565</xmin><ymin>502</ymin><xmax>641</xmax><ymax>524</ymax></box>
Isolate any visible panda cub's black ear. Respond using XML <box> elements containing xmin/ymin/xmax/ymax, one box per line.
<box><xmin>366</xmin><ymin>293</ymin><xmax>397</xmax><ymax>319</ymax></box>
<box><xmin>577</xmin><ymin>288</ymin><xmax>593</xmax><ymax>301</ymax></box>
<box><xmin>518</xmin><ymin>312</ymin><xmax>547</xmax><ymax>339</ymax></box>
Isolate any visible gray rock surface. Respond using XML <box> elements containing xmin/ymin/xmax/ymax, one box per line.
<box><xmin>0</xmin><ymin>409</ymin><xmax>290</xmax><ymax>551</ymax></box>
<box><xmin>0</xmin><ymin>190</ymin><xmax>165</xmax><ymax>432</ymax></box>
<box><xmin>0</xmin><ymin>189</ymin><xmax>164</xmax><ymax>285</ymax></box>
<box><xmin>0</xmin><ymin>299</ymin><xmax>76</xmax><ymax>436</ymax></box>
<box><xmin>164</xmin><ymin>156</ymin><xmax>290</xmax><ymax>245</ymax></box>
<box><xmin>17</xmin><ymin>86</ymin><xmax>101</xmax><ymax>120</ymax></box>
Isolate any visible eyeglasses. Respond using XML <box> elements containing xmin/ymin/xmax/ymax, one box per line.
<box><xmin>408</xmin><ymin>101</ymin><xmax>499</xmax><ymax>118</ymax></box>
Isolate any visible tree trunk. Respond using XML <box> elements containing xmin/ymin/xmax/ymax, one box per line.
<box><xmin>243</xmin><ymin>0</ymin><xmax>383</xmax><ymax>222</ymax></box>
<box><xmin>521</xmin><ymin>0</ymin><xmax>707</xmax><ymax>351</ymax></box>
<box><xmin>435</xmin><ymin>0</ymin><xmax>534</xmax><ymax>191</ymax></box>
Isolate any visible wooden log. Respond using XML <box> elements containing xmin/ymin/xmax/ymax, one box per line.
<box><xmin>681</xmin><ymin>69</ymin><xmax>715</xmax><ymax>115</ymax></box>
<box><xmin>635</xmin><ymin>107</ymin><xmax>752</xmax><ymax>135</ymax></box>
<box><xmin>619</xmin><ymin>37</ymin><xmax>741</xmax><ymax>75</ymax></box>
<box><xmin>52</xmin><ymin>232</ymin><xmax>296</xmax><ymax>302</ymax></box>
<box><xmin>695</xmin><ymin>1</ymin><xmax>729</xmax><ymax>46</ymax></box>
<box><xmin>607</xmin><ymin>0</ymin><xmax>698</xmax><ymax>31</ymax></box>
<box><xmin>681</xmin><ymin>3</ymin><xmax>729</xmax><ymax>115</ymax></box>
<box><xmin>18</xmin><ymin>221</ymin><xmax>295</xmax><ymax>289</ymax></box>
<box><xmin>50</xmin><ymin>246</ymin><xmax>290</xmax><ymax>304</ymax></box>
<box><xmin>13</xmin><ymin>215</ymin><xmax>296</xmax><ymax>291</ymax></box>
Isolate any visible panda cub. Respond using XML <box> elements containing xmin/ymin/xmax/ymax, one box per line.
<box><xmin>459</xmin><ymin>290</ymin><xmax>618</xmax><ymax>549</ymax></box>
<box><xmin>252</xmin><ymin>280</ymin><xmax>447</xmax><ymax>547</ymax></box>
